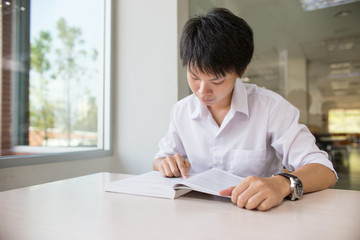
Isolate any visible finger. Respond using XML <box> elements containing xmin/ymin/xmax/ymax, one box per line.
<box><xmin>219</xmin><ymin>186</ymin><xmax>236</xmax><ymax>196</ymax></box>
<box><xmin>175</xmin><ymin>154</ymin><xmax>189</xmax><ymax>178</ymax></box>
<box><xmin>233</xmin><ymin>182</ymin><xmax>261</xmax><ymax>209</ymax></box>
<box><xmin>235</xmin><ymin>188</ymin><xmax>257</xmax><ymax>209</ymax></box>
<box><xmin>256</xmin><ymin>198</ymin><xmax>274</xmax><ymax>211</ymax></box>
<box><xmin>168</xmin><ymin>156</ymin><xmax>181</xmax><ymax>177</ymax></box>
<box><xmin>161</xmin><ymin>159</ymin><xmax>175</xmax><ymax>177</ymax></box>
<box><xmin>244</xmin><ymin>192</ymin><xmax>265</xmax><ymax>210</ymax></box>
<box><xmin>230</xmin><ymin>182</ymin><xmax>249</xmax><ymax>204</ymax></box>
<box><xmin>158</xmin><ymin>164</ymin><xmax>166</xmax><ymax>177</ymax></box>
<box><xmin>232</xmin><ymin>176</ymin><xmax>263</xmax><ymax>205</ymax></box>
<box><xmin>257</xmin><ymin>193</ymin><xmax>284</xmax><ymax>211</ymax></box>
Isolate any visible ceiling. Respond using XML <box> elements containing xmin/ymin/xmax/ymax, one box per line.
<box><xmin>189</xmin><ymin>0</ymin><xmax>360</xmax><ymax>103</ymax></box>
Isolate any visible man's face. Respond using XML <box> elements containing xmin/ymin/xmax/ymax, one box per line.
<box><xmin>187</xmin><ymin>67</ymin><xmax>239</xmax><ymax>108</ymax></box>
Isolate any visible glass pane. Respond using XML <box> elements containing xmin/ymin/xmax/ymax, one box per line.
<box><xmin>329</xmin><ymin>109</ymin><xmax>360</xmax><ymax>133</ymax></box>
<box><xmin>0</xmin><ymin>0</ymin><xmax>103</xmax><ymax>157</ymax></box>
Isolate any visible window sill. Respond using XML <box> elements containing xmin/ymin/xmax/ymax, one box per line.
<box><xmin>0</xmin><ymin>147</ymin><xmax>112</xmax><ymax>168</ymax></box>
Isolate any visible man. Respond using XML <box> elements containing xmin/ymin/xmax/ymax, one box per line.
<box><xmin>153</xmin><ymin>8</ymin><xmax>337</xmax><ymax>211</ymax></box>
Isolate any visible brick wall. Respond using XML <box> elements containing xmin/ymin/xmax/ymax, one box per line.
<box><xmin>1</xmin><ymin>0</ymin><xmax>13</xmax><ymax>156</ymax></box>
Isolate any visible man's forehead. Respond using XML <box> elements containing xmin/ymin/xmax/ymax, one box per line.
<box><xmin>187</xmin><ymin>65</ymin><xmax>224</xmax><ymax>78</ymax></box>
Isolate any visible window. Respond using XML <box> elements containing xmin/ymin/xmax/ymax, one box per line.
<box><xmin>299</xmin><ymin>0</ymin><xmax>359</xmax><ymax>11</ymax></box>
<box><xmin>0</xmin><ymin>0</ymin><xmax>112</xmax><ymax>167</ymax></box>
<box><xmin>329</xmin><ymin>109</ymin><xmax>360</xmax><ymax>133</ymax></box>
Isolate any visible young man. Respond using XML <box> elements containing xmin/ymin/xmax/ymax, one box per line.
<box><xmin>153</xmin><ymin>8</ymin><xmax>337</xmax><ymax>211</ymax></box>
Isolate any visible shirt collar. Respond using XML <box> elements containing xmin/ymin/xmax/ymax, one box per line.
<box><xmin>191</xmin><ymin>78</ymin><xmax>249</xmax><ymax>119</ymax></box>
<box><xmin>230</xmin><ymin>78</ymin><xmax>249</xmax><ymax>118</ymax></box>
<box><xmin>191</xmin><ymin>96</ymin><xmax>208</xmax><ymax>119</ymax></box>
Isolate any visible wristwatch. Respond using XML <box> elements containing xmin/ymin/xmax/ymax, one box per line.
<box><xmin>274</xmin><ymin>173</ymin><xmax>303</xmax><ymax>201</ymax></box>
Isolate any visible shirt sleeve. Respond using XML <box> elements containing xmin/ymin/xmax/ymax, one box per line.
<box><xmin>268</xmin><ymin>99</ymin><xmax>337</xmax><ymax>177</ymax></box>
<box><xmin>154</xmin><ymin>105</ymin><xmax>187</xmax><ymax>160</ymax></box>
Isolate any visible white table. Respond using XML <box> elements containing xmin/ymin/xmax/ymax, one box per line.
<box><xmin>1</xmin><ymin>172</ymin><xmax>359</xmax><ymax>240</ymax></box>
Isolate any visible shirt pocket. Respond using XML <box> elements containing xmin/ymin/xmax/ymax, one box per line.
<box><xmin>229</xmin><ymin>149</ymin><xmax>267</xmax><ymax>177</ymax></box>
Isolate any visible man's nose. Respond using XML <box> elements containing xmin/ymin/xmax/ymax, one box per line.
<box><xmin>199</xmin><ymin>81</ymin><xmax>210</xmax><ymax>94</ymax></box>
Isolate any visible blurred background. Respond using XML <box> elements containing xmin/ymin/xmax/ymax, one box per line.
<box><xmin>190</xmin><ymin>0</ymin><xmax>360</xmax><ymax>190</ymax></box>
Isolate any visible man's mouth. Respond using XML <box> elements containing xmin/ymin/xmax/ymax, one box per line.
<box><xmin>200</xmin><ymin>98</ymin><xmax>214</xmax><ymax>103</ymax></box>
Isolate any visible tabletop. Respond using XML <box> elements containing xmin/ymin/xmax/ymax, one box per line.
<box><xmin>0</xmin><ymin>172</ymin><xmax>359</xmax><ymax>240</ymax></box>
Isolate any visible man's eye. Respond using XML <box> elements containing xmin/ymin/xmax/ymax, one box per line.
<box><xmin>213</xmin><ymin>81</ymin><xmax>224</xmax><ymax>85</ymax></box>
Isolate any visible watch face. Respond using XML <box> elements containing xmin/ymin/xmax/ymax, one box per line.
<box><xmin>294</xmin><ymin>179</ymin><xmax>303</xmax><ymax>198</ymax></box>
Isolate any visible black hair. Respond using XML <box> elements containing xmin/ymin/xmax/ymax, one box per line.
<box><xmin>180</xmin><ymin>8</ymin><xmax>254</xmax><ymax>77</ymax></box>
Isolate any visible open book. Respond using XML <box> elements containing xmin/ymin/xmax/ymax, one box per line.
<box><xmin>105</xmin><ymin>168</ymin><xmax>244</xmax><ymax>199</ymax></box>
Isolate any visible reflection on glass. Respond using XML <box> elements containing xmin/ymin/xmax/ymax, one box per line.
<box><xmin>0</xmin><ymin>0</ymin><xmax>101</xmax><ymax>157</ymax></box>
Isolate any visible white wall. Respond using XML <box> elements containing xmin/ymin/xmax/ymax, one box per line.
<box><xmin>0</xmin><ymin>0</ymin><xmax>184</xmax><ymax>191</ymax></box>
<box><xmin>284</xmin><ymin>54</ymin><xmax>308</xmax><ymax>124</ymax></box>
<box><xmin>0</xmin><ymin>157</ymin><xmax>114</xmax><ymax>191</ymax></box>
<box><xmin>113</xmin><ymin>0</ymin><xmax>180</xmax><ymax>174</ymax></box>
<box><xmin>177</xmin><ymin>0</ymin><xmax>190</xmax><ymax>100</ymax></box>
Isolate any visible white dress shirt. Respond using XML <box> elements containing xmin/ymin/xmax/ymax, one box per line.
<box><xmin>154</xmin><ymin>79</ymin><xmax>336</xmax><ymax>177</ymax></box>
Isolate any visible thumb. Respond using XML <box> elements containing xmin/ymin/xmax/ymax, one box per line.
<box><xmin>219</xmin><ymin>186</ymin><xmax>236</xmax><ymax>196</ymax></box>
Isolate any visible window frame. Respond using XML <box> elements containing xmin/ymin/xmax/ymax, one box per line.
<box><xmin>0</xmin><ymin>0</ymin><xmax>113</xmax><ymax>168</ymax></box>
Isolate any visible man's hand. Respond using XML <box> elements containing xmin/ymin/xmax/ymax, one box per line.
<box><xmin>219</xmin><ymin>175</ymin><xmax>291</xmax><ymax>211</ymax></box>
<box><xmin>153</xmin><ymin>154</ymin><xmax>191</xmax><ymax>179</ymax></box>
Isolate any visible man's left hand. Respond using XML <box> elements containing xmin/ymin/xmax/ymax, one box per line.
<box><xmin>219</xmin><ymin>175</ymin><xmax>291</xmax><ymax>211</ymax></box>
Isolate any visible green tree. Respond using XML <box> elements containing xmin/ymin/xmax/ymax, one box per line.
<box><xmin>30</xmin><ymin>31</ymin><xmax>55</xmax><ymax>146</ymax></box>
<box><xmin>54</xmin><ymin>18</ymin><xmax>87</xmax><ymax>146</ymax></box>
<box><xmin>73</xmin><ymin>90</ymin><xmax>98</xmax><ymax>133</ymax></box>
<box><xmin>30</xmin><ymin>19</ymin><xmax>98</xmax><ymax>147</ymax></box>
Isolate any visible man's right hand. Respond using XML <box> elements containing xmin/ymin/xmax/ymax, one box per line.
<box><xmin>153</xmin><ymin>154</ymin><xmax>191</xmax><ymax>179</ymax></box>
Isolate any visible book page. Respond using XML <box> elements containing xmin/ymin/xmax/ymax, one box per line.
<box><xmin>174</xmin><ymin>168</ymin><xmax>244</xmax><ymax>197</ymax></box>
<box><xmin>105</xmin><ymin>171</ymin><xmax>186</xmax><ymax>199</ymax></box>
<box><xmin>105</xmin><ymin>168</ymin><xmax>244</xmax><ymax>199</ymax></box>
